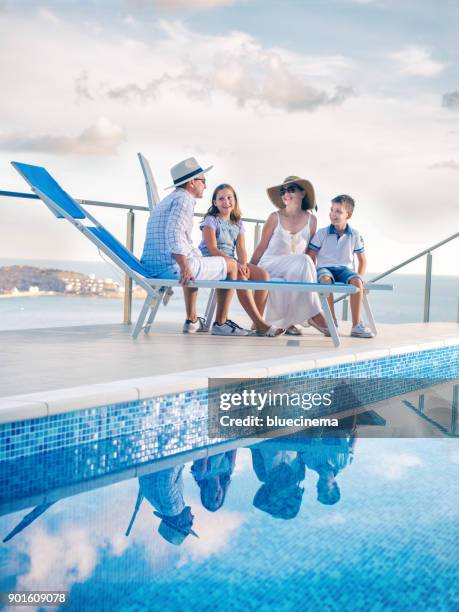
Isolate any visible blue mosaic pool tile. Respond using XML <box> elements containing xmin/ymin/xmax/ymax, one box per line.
<box><xmin>0</xmin><ymin>344</ymin><xmax>458</xmax><ymax>462</ymax></box>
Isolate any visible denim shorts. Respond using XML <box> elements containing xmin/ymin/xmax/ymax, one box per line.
<box><xmin>317</xmin><ymin>265</ymin><xmax>360</xmax><ymax>283</ymax></box>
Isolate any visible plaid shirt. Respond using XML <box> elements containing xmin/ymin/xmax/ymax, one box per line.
<box><xmin>141</xmin><ymin>188</ymin><xmax>196</xmax><ymax>276</ymax></box>
<box><xmin>139</xmin><ymin>466</ymin><xmax>185</xmax><ymax>517</ymax></box>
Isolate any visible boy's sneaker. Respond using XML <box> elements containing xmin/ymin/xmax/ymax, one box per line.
<box><xmin>183</xmin><ymin>317</ymin><xmax>208</xmax><ymax>334</ymax></box>
<box><xmin>211</xmin><ymin>319</ymin><xmax>251</xmax><ymax>336</ymax></box>
<box><xmin>350</xmin><ymin>322</ymin><xmax>374</xmax><ymax>338</ymax></box>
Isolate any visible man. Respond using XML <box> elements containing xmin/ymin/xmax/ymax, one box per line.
<box><xmin>141</xmin><ymin>157</ymin><xmax>249</xmax><ymax>336</ymax></box>
<box><xmin>125</xmin><ymin>466</ymin><xmax>198</xmax><ymax>546</ymax></box>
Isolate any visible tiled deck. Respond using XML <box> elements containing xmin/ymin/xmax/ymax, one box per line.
<box><xmin>0</xmin><ymin>321</ymin><xmax>458</xmax><ymax>424</ymax></box>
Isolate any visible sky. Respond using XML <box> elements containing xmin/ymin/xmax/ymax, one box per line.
<box><xmin>0</xmin><ymin>0</ymin><xmax>458</xmax><ymax>275</ymax></box>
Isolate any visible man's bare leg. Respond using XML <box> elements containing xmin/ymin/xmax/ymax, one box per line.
<box><xmin>183</xmin><ymin>287</ymin><xmax>198</xmax><ymax>321</ymax></box>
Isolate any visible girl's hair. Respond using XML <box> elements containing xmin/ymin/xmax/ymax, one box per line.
<box><xmin>206</xmin><ymin>184</ymin><xmax>241</xmax><ymax>223</ymax></box>
<box><xmin>198</xmin><ymin>473</ymin><xmax>232</xmax><ymax>512</ymax></box>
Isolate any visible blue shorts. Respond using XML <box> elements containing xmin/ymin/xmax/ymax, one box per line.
<box><xmin>317</xmin><ymin>265</ymin><xmax>360</xmax><ymax>284</ymax></box>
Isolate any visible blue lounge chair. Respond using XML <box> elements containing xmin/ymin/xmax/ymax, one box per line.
<box><xmin>12</xmin><ymin>161</ymin><xmax>367</xmax><ymax>346</ymax></box>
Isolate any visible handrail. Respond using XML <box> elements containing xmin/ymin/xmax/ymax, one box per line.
<box><xmin>338</xmin><ymin>231</ymin><xmax>459</xmax><ymax>323</ymax></box>
<box><xmin>0</xmin><ymin>189</ymin><xmax>265</xmax><ymax>223</ymax></box>
<box><xmin>1</xmin><ymin>188</ymin><xmax>265</xmax><ymax>324</ymax></box>
<box><xmin>3</xmin><ymin>188</ymin><xmax>457</xmax><ymax>324</ymax></box>
<box><xmin>367</xmin><ymin>232</ymin><xmax>459</xmax><ymax>283</ymax></box>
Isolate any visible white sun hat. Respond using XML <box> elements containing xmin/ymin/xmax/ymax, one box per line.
<box><xmin>166</xmin><ymin>156</ymin><xmax>213</xmax><ymax>189</ymax></box>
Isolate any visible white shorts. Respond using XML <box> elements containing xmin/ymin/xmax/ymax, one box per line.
<box><xmin>161</xmin><ymin>253</ymin><xmax>227</xmax><ymax>281</ymax></box>
<box><xmin>189</xmin><ymin>254</ymin><xmax>227</xmax><ymax>280</ymax></box>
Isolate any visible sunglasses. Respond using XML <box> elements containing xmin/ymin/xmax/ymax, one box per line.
<box><xmin>280</xmin><ymin>185</ymin><xmax>299</xmax><ymax>196</ymax></box>
<box><xmin>195</xmin><ymin>177</ymin><xmax>206</xmax><ymax>185</ymax></box>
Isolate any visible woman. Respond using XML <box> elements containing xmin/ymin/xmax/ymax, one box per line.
<box><xmin>251</xmin><ymin>175</ymin><xmax>329</xmax><ymax>335</ymax></box>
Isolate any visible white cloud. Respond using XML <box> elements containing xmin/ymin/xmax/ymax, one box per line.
<box><xmin>390</xmin><ymin>46</ymin><xmax>445</xmax><ymax>77</ymax></box>
<box><xmin>75</xmin><ymin>71</ymin><xmax>93</xmax><ymax>102</ymax></box>
<box><xmin>442</xmin><ymin>90</ymin><xmax>459</xmax><ymax>111</ymax></box>
<box><xmin>367</xmin><ymin>452</ymin><xmax>422</xmax><ymax>480</ymax></box>
<box><xmin>0</xmin><ymin>10</ymin><xmax>458</xmax><ymax>273</ymax></box>
<box><xmin>16</xmin><ymin>526</ymin><xmax>98</xmax><ymax>593</ymax></box>
<box><xmin>0</xmin><ymin>117</ymin><xmax>125</xmax><ymax>156</ymax></box>
<box><xmin>37</xmin><ymin>7</ymin><xmax>61</xmax><ymax>24</ymax></box>
<box><xmin>104</xmin><ymin>22</ymin><xmax>354</xmax><ymax>112</ymax></box>
<box><xmin>133</xmin><ymin>0</ymin><xmax>240</xmax><ymax>9</ymax></box>
<box><xmin>429</xmin><ymin>159</ymin><xmax>459</xmax><ymax>172</ymax></box>
<box><xmin>314</xmin><ymin>513</ymin><xmax>347</xmax><ymax>526</ymax></box>
<box><xmin>184</xmin><ymin>506</ymin><xmax>246</xmax><ymax>559</ymax></box>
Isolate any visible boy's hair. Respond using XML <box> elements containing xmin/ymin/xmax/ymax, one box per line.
<box><xmin>206</xmin><ymin>183</ymin><xmax>241</xmax><ymax>223</ymax></box>
<box><xmin>331</xmin><ymin>194</ymin><xmax>355</xmax><ymax>213</ymax></box>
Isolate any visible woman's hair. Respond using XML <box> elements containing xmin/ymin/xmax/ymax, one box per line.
<box><xmin>285</xmin><ymin>183</ymin><xmax>316</xmax><ymax>212</ymax></box>
<box><xmin>206</xmin><ymin>183</ymin><xmax>242</xmax><ymax>223</ymax></box>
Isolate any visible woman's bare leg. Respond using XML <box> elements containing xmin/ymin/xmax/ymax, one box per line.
<box><xmin>247</xmin><ymin>263</ymin><xmax>269</xmax><ymax>315</ymax></box>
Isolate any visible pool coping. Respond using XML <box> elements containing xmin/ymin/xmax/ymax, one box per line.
<box><xmin>1</xmin><ymin>335</ymin><xmax>459</xmax><ymax>424</ymax></box>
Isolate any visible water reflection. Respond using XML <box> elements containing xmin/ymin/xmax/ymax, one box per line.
<box><xmin>191</xmin><ymin>451</ymin><xmax>237</xmax><ymax>512</ymax></box>
<box><xmin>126</xmin><ymin>466</ymin><xmax>198</xmax><ymax>546</ymax></box>
<box><xmin>1</xmin><ymin>435</ymin><xmax>459</xmax><ymax>611</ymax></box>
<box><xmin>251</xmin><ymin>446</ymin><xmax>305</xmax><ymax>519</ymax></box>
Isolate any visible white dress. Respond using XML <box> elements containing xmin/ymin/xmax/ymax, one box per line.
<box><xmin>259</xmin><ymin>212</ymin><xmax>321</xmax><ymax>328</ymax></box>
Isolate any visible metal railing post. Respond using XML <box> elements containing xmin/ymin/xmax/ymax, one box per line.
<box><xmin>423</xmin><ymin>252</ymin><xmax>432</xmax><ymax>322</ymax></box>
<box><xmin>123</xmin><ymin>209</ymin><xmax>135</xmax><ymax>325</ymax></box>
<box><xmin>342</xmin><ymin>297</ymin><xmax>348</xmax><ymax>321</ymax></box>
<box><xmin>452</xmin><ymin>385</ymin><xmax>458</xmax><ymax>436</ymax></box>
<box><xmin>254</xmin><ymin>223</ymin><xmax>261</xmax><ymax>250</ymax></box>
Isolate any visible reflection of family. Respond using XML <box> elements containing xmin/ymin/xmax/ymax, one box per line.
<box><xmin>3</xmin><ymin>440</ymin><xmax>354</xmax><ymax>548</ymax></box>
<box><xmin>122</xmin><ymin>437</ymin><xmax>355</xmax><ymax>548</ymax></box>
<box><xmin>251</xmin><ymin>435</ymin><xmax>355</xmax><ymax>518</ymax></box>
<box><xmin>141</xmin><ymin>156</ymin><xmax>374</xmax><ymax>338</ymax></box>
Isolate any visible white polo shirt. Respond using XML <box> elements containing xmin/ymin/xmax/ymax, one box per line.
<box><xmin>308</xmin><ymin>224</ymin><xmax>365</xmax><ymax>269</ymax></box>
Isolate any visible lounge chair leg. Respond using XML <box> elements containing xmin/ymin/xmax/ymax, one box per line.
<box><xmin>133</xmin><ymin>295</ymin><xmax>154</xmax><ymax>339</ymax></box>
<box><xmin>144</xmin><ymin>287</ymin><xmax>165</xmax><ymax>334</ymax></box>
<box><xmin>319</xmin><ymin>294</ymin><xmax>340</xmax><ymax>348</ymax></box>
<box><xmin>203</xmin><ymin>289</ymin><xmax>217</xmax><ymax>331</ymax></box>
<box><xmin>362</xmin><ymin>292</ymin><xmax>377</xmax><ymax>336</ymax></box>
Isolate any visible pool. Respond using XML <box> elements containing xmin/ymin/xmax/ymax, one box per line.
<box><xmin>1</xmin><ymin>382</ymin><xmax>459</xmax><ymax>611</ymax></box>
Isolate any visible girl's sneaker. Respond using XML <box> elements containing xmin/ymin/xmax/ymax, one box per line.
<box><xmin>183</xmin><ymin>317</ymin><xmax>208</xmax><ymax>333</ymax></box>
<box><xmin>350</xmin><ymin>322</ymin><xmax>374</xmax><ymax>338</ymax></box>
<box><xmin>211</xmin><ymin>320</ymin><xmax>251</xmax><ymax>336</ymax></box>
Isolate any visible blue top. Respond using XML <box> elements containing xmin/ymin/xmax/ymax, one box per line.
<box><xmin>199</xmin><ymin>215</ymin><xmax>245</xmax><ymax>258</ymax></box>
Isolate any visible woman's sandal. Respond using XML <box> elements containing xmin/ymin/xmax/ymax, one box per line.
<box><xmin>256</xmin><ymin>325</ymin><xmax>285</xmax><ymax>337</ymax></box>
<box><xmin>307</xmin><ymin>318</ymin><xmax>331</xmax><ymax>337</ymax></box>
<box><xmin>285</xmin><ymin>325</ymin><xmax>302</xmax><ymax>336</ymax></box>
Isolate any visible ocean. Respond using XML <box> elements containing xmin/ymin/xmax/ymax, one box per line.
<box><xmin>0</xmin><ymin>258</ymin><xmax>457</xmax><ymax>330</ymax></box>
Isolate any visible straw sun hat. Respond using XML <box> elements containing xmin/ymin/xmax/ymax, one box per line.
<box><xmin>267</xmin><ymin>175</ymin><xmax>316</xmax><ymax>210</ymax></box>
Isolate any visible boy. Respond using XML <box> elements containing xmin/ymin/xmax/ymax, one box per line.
<box><xmin>307</xmin><ymin>194</ymin><xmax>374</xmax><ymax>338</ymax></box>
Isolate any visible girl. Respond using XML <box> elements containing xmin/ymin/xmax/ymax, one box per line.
<box><xmin>200</xmin><ymin>184</ymin><xmax>283</xmax><ymax>336</ymax></box>
<box><xmin>191</xmin><ymin>451</ymin><xmax>237</xmax><ymax>512</ymax></box>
